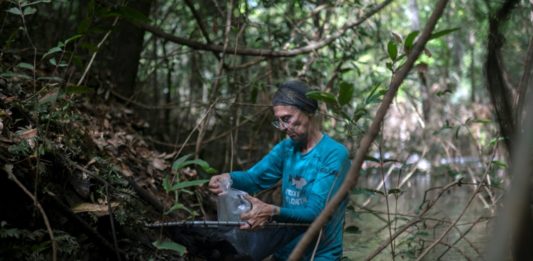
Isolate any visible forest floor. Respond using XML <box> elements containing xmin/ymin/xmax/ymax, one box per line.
<box><xmin>0</xmin><ymin>79</ymin><xmax>217</xmax><ymax>260</ymax></box>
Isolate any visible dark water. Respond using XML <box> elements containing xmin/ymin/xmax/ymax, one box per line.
<box><xmin>343</xmin><ymin>172</ymin><xmax>496</xmax><ymax>260</ymax></box>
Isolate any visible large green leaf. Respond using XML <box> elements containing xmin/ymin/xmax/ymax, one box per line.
<box><xmin>171</xmin><ymin>154</ymin><xmax>193</xmax><ymax>171</ymax></box>
<box><xmin>306</xmin><ymin>91</ymin><xmax>337</xmax><ymax>105</ymax></box>
<box><xmin>387</xmin><ymin>40</ymin><xmax>398</xmax><ymax>61</ymax></box>
<box><xmin>153</xmin><ymin>240</ymin><xmax>186</xmax><ymax>256</ymax></box>
<box><xmin>337</xmin><ymin>82</ymin><xmax>354</xmax><ymax>106</ymax></box>
<box><xmin>404</xmin><ymin>31</ymin><xmax>420</xmax><ymax>51</ymax></box>
<box><xmin>170</xmin><ymin>179</ymin><xmax>209</xmax><ymax>192</ymax></box>
<box><xmin>429</xmin><ymin>28</ymin><xmax>460</xmax><ymax>40</ymax></box>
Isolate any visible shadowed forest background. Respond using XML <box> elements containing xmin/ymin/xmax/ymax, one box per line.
<box><xmin>1</xmin><ymin>0</ymin><xmax>533</xmax><ymax>260</ymax></box>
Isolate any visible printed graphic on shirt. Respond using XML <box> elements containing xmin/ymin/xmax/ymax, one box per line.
<box><xmin>285</xmin><ymin>176</ymin><xmax>308</xmax><ymax>206</ymax></box>
<box><xmin>291</xmin><ymin>176</ymin><xmax>307</xmax><ymax>189</ymax></box>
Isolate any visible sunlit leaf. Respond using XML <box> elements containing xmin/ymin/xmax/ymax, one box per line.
<box><xmin>387</xmin><ymin>41</ymin><xmax>398</xmax><ymax>61</ymax></box>
<box><xmin>491</xmin><ymin>160</ymin><xmax>508</xmax><ymax>169</ymax></box>
<box><xmin>404</xmin><ymin>31</ymin><xmax>419</xmax><ymax>50</ymax></box>
<box><xmin>429</xmin><ymin>28</ymin><xmax>460</xmax><ymax>40</ymax></box>
<box><xmin>489</xmin><ymin>137</ymin><xmax>506</xmax><ymax>146</ymax></box>
<box><xmin>153</xmin><ymin>240</ymin><xmax>186</xmax><ymax>256</ymax></box>
<box><xmin>306</xmin><ymin>91</ymin><xmax>337</xmax><ymax>105</ymax></box>
<box><xmin>338</xmin><ymin>82</ymin><xmax>354</xmax><ymax>106</ymax></box>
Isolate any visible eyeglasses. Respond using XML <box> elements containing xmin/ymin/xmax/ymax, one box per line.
<box><xmin>271</xmin><ymin>115</ymin><xmax>294</xmax><ymax>130</ymax></box>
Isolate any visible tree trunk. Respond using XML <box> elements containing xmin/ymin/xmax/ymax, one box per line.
<box><xmin>101</xmin><ymin>0</ymin><xmax>153</xmax><ymax>99</ymax></box>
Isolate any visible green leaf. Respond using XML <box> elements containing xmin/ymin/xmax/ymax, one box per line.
<box><xmin>37</xmin><ymin>76</ymin><xmax>64</xmax><ymax>82</ymax></box>
<box><xmin>404</xmin><ymin>31</ymin><xmax>419</xmax><ymax>50</ymax></box>
<box><xmin>429</xmin><ymin>28</ymin><xmax>460</xmax><ymax>40</ymax></box>
<box><xmin>337</xmin><ymin>82</ymin><xmax>354</xmax><ymax>106</ymax></box>
<box><xmin>169</xmin><ymin>179</ymin><xmax>209</xmax><ymax>192</ymax></box>
<box><xmin>366</xmin><ymin>89</ymin><xmax>387</xmax><ymax>105</ymax></box>
<box><xmin>42</xmin><ymin>47</ymin><xmax>62</xmax><ymax>60</ymax></box>
<box><xmin>17</xmin><ymin>63</ymin><xmax>34</xmax><ymax>71</ymax></box>
<box><xmin>64</xmin><ymin>34</ymin><xmax>83</xmax><ymax>45</ymax></box>
<box><xmin>491</xmin><ymin>160</ymin><xmax>507</xmax><ymax>169</ymax></box>
<box><xmin>0</xmin><ymin>72</ymin><xmax>32</xmax><ymax>80</ymax></box>
<box><xmin>489</xmin><ymin>137</ymin><xmax>506</xmax><ymax>146</ymax></box>
<box><xmin>162</xmin><ymin>176</ymin><xmax>171</xmax><ymax>192</ymax></box>
<box><xmin>471</xmin><ymin>118</ymin><xmax>491</xmax><ymax>124</ymax></box>
<box><xmin>6</xmin><ymin>7</ymin><xmax>22</xmax><ymax>16</ymax></box>
<box><xmin>387</xmin><ymin>40</ymin><xmax>398</xmax><ymax>61</ymax></box>
<box><xmin>352</xmin><ymin>107</ymin><xmax>368</xmax><ymax>122</ymax></box>
<box><xmin>172</xmin><ymin>155</ymin><xmax>217</xmax><ymax>174</ymax></box>
<box><xmin>23</xmin><ymin>7</ymin><xmax>37</xmax><ymax>15</ymax></box>
<box><xmin>306</xmin><ymin>90</ymin><xmax>337</xmax><ymax>105</ymax></box>
<box><xmin>153</xmin><ymin>240</ymin><xmax>186</xmax><ymax>256</ymax></box>
<box><xmin>65</xmin><ymin>85</ymin><xmax>94</xmax><ymax>94</ymax></box>
<box><xmin>171</xmin><ymin>154</ymin><xmax>193</xmax><ymax>171</ymax></box>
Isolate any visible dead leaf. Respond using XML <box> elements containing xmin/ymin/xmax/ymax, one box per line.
<box><xmin>16</xmin><ymin>128</ymin><xmax>38</xmax><ymax>140</ymax></box>
<box><xmin>120</xmin><ymin>162</ymin><xmax>133</xmax><ymax>177</ymax></box>
<box><xmin>180</xmin><ymin>167</ymin><xmax>197</xmax><ymax>177</ymax></box>
<box><xmin>71</xmin><ymin>202</ymin><xmax>119</xmax><ymax>216</ymax></box>
<box><xmin>152</xmin><ymin>158</ymin><xmax>168</xmax><ymax>171</ymax></box>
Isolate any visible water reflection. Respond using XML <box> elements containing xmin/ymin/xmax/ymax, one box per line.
<box><xmin>344</xmin><ymin>172</ymin><xmax>495</xmax><ymax>260</ymax></box>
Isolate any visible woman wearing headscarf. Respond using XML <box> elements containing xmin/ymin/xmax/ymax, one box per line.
<box><xmin>209</xmin><ymin>79</ymin><xmax>351</xmax><ymax>260</ymax></box>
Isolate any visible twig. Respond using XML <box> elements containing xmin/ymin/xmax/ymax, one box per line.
<box><xmin>4</xmin><ymin>165</ymin><xmax>57</xmax><ymax>261</ymax></box>
<box><xmin>415</xmin><ymin>147</ymin><xmax>498</xmax><ymax>260</ymax></box>
<box><xmin>364</xmin><ymin>180</ymin><xmax>461</xmax><ymax>260</ymax></box>
<box><xmin>420</xmin><ymin>238</ymin><xmax>473</xmax><ymax>261</ymax></box>
<box><xmin>105</xmin><ymin>184</ymin><xmax>121</xmax><ymax>261</ymax></box>
<box><xmin>77</xmin><ymin>17</ymin><xmax>119</xmax><ymax>86</ymax></box>
<box><xmin>437</xmin><ymin>217</ymin><xmax>486</xmax><ymax>260</ymax></box>
<box><xmin>288</xmin><ymin>0</ymin><xmax>451</xmax><ymax>259</ymax></box>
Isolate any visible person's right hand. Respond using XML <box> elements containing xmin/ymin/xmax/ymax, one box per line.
<box><xmin>208</xmin><ymin>173</ymin><xmax>230</xmax><ymax>195</ymax></box>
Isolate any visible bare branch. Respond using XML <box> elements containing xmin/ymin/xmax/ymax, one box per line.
<box><xmin>137</xmin><ymin>0</ymin><xmax>393</xmax><ymax>57</ymax></box>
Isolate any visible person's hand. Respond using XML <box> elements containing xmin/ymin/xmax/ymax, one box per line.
<box><xmin>240</xmin><ymin>194</ymin><xmax>279</xmax><ymax>230</ymax></box>
<box><xmin>208</xmin><ymin>173</ymin><xmax>230</xmax><ymax>195</ymax></box>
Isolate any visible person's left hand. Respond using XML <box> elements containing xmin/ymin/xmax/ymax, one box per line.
<box><xmin>240</xmin><ymin>195</ymin><xmax>277</xmax><ymax>230</ymax></box>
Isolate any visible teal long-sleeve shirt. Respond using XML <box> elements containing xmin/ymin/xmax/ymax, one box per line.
<box><xmin>230</xmin><ymin>133</ymin><xmax>350</xmax><ymax>260</ymax></box>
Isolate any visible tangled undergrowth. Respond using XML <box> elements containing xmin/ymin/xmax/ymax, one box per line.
<box><xmin>0</xmin><ymin>73</ymin><xmax>216</xmax><ymax>260</ymax></box>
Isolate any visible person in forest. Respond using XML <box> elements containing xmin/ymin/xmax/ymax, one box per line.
<box><xmin>208</xmin><ymin>79</ymin><xmax>351</xmax><ymax>260</ymax></box>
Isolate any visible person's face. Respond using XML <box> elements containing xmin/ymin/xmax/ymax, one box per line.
<box><xmin>272</xmin><ymin>105</ymin><xmax>311</xmax><ymax>144</ymax></box>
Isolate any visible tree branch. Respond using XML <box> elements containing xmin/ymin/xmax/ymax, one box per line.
<box><xmin>136</xmin><ymin>0</ymin><xmax>393</xmax><ymax>57</ymax></box>
<box><xmin>287</xmin><ymin>0</ymin><xmax>451</xmax><ymax>259</ymax></box>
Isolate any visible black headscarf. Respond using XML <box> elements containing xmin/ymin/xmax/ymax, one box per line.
<box><xmin>271</xmin><ymin>80</ymin><xmax>318</xmax><ymax>113</ymax></box>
